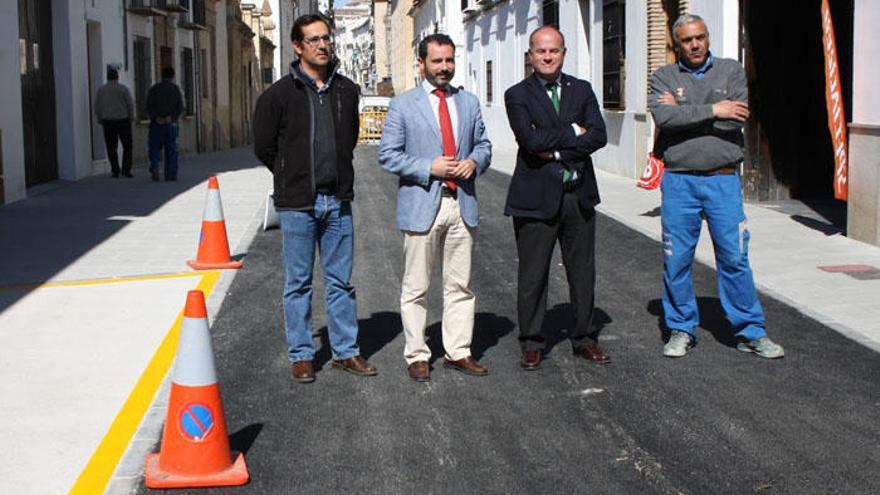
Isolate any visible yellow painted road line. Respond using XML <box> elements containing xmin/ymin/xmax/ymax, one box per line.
<box><xmin>67</xmin><ymin>270</ymin><xmax>221</xmax><ymax>495</ymax></box>
<box><xmin>0</xmin><ymin>271</ymin><xmax>208</xmax><ymax>293</ymax></box>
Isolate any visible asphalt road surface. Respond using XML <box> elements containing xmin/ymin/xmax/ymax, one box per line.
<box><xmin>141</xmin><ymin>145</ymin><xmax>880</xmax><ymax>495</ymax></box>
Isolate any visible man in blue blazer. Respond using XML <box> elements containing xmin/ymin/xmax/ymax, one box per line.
<box><xmin>504</xmin><ymin>26</ymin><xmax>609</xmax><ymax>371</ymax></box>
<box><xmin>379</xmin><ymin>33</ymin><xmax>492</xmax><ymax>382</ymax></box>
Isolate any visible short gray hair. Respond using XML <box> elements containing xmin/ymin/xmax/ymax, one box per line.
<box><xmin>672</xmin><ymin>14</ymin><xmax>706</xmax><ymax>42</ymax></box>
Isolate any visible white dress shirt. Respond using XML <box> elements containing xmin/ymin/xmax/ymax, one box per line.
<box><xmin>422</xmin><ymin>79</ymin><xmax>459</xmax><ymax>146</ymax></box>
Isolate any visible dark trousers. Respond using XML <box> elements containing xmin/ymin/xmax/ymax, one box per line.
<box><xmin>514</xmin><ymin>190</ymin><xmax>596</xmax><ymax>351</ymax></box>
<box><xmin>101</xmin><ymin>119</ymin><xmax>133</xmax><ymax>175</ymax></box>
<box><xmin>148</xmin><ymin>122</ymin><xmax>179</xmax><ymax>179</ymax></box>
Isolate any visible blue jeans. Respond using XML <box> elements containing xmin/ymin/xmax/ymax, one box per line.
<box><xmin>148</xmin><ymin>122</ymin><xmax>179</xmax><ymax>179</ymax></box>
<box><xmin>280</xmin><ymin>194</ymin><xmax>360</xmax><ymax>361</ymax></box>
<box><xmin>660</xmin><ymin>172</ymin><xmax>766</xmax><ymax>341</ymax></box>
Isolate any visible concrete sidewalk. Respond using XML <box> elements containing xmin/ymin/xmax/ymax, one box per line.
<box><xmin>0</xmin><ymin>148</ymin><xmax>271</xmax><ymax>495</ymax></box>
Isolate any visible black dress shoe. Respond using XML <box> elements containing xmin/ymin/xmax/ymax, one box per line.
<box><xmin>122</xmin><ymin>172</ymin><xmax>134</xmax><ymax>178</ymax></box>
<box><xmin>150</xmin><ymin>170</ymin><xmax>160</xmax><ymax>181</ymax></box>
<box><xmin>111</xmin><ymin>172</ymin><xmax>120</xmax><ymax>178</ymax></box>
<box><xmin>521</xmin><ymin>350</ymin><xmax>542</xmax><ymax>370</ymax></box>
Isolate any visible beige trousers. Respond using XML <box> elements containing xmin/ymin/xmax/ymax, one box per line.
<box><xmin>401</xmin><ymin>196</ymin><xmax>475</xmax><ymax>364</ymax></box>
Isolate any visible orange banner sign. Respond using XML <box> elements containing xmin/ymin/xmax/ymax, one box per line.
<box><xmin>821</xmin><ymin>0</ymin><xmax>848</xmax><ymax>200</ymax></box>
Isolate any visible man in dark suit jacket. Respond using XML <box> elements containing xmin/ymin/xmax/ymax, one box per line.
<box><xmin>504</xmin><ymin>26</ymin><xmax>609</xmax><ymax>371</ymax></box>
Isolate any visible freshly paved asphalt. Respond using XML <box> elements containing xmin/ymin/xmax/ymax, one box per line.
<box><xmin>141</xmin><ymin>146</ymin><xmax>880</xmax><ymax>494</ymax></box>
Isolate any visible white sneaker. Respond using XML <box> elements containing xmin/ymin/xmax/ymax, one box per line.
<box><xmin>737</xmin><ymin>337</ymin><xmax>785</xmax><ymax>359</ymax></box>
<box><xmin>663</xmin><ymin>330</ymin><xmax>694</xmax><ymax>358</ymax></box>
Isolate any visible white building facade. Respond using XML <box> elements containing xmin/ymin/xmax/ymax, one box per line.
<box><xmin>461</xmin><ymin>0</ymin><xmax>738</xmax><ymax>177</ymax></box>
<box><xmin>1</xmin><ymin>1</ymin><xmax>275</xmax><ymax>205</ymax></box>
<box><xmin>410</xmin><ymin>0</ymin><xmax>467</xmax><ymax>90</ymax></box>
<box><xmin>452</xmin><ymin>0</ymin><xmax>880</xmax><ymax>246</ymax></box>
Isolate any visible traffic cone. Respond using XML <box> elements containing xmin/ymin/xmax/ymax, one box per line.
<box><xmin>187</xmin><ymin>176</ymin><xmax>243</xmax><ymax>270</ymax></box>
<box><xmin>144</xmin><ymin>290</ymin><xmax>249</xmax><ymax>488</ymax></box>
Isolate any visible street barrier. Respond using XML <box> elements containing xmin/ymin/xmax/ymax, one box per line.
<box><xmin>187</xmin><ymin>176</ymin><xmax>243</xmax><ymax>270</ymax></box>
<box><xmin>358</xmin><ymin>108</ymin><xmax>387</xmax><ymax>143</ymax></box>
<box><xmin>144</xmin><ymin>290</ymin><xmax>250</xmax><ymax>488</ymax></box>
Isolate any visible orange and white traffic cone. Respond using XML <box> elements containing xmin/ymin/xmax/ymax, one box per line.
<box><xmin>187</xmin><ymin>176</ymin><xmax>243</xmax><ymax>270</ymax></box>
<box><xmin>144</xmin><ymin>290</ymin><xmax>249</xmax><ymax>488</ymax></box>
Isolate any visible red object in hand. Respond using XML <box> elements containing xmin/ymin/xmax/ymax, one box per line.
<box><xmin>637</xmin><ymin>152</ymin><xmax>665</xmax><ymax>190</ymax></box>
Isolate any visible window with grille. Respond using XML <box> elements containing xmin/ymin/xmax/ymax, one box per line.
<box><xmin>486</xmin><ymin>60</ymin><xmax>493</xmax><ymax>104</ymax></box>
<box><xmin>160</xmin><ymin>46</ymin><xmax>173</xmax><ymax>75</ymax></box>
<box><xmin>133</xmin><ymin>36</ymin><xmax>152</xmax><ymax>121</ymax></box>
<box><xmin>603</xmin><ymin>0</ymin><xmax>625</xmax><ymax>110</ymax></box>
<box><xmin>193</xmin><ymin>0</ymin><xmax>206</xmax><ymax>26</ymax></box>
<box><xmin>200</xmin><ymin>48</ymin><xmax>208</xmax><ymax>96</ymax></box>
<box><xmin>181</xmin><ymin>47</ymin><xmax>194</xmax><ymax>115</ymax></box>
<box><xmin>542</xmin><ymin>0</ymin><xmax>559</xmax><ymax>27</ymax></box>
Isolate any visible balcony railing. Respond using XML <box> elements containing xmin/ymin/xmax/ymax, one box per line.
<box><xmin>178</xmin><ymin>0</ymin><xmax>207</xmax><ymax>30</ymax></box>
<box><xmin>156</xmin><ymin>0</ymin><xmax>189</xmax><ymax>13</ymax></box>
<box><xmin>128</xmin><ymin>0</ymin><xmax>166</xmax><ymax>16</ymax></box>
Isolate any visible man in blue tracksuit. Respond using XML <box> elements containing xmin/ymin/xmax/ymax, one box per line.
<box><xmin>649</xmin><ymin>14</ymin><xmax>784</xmax><ymax>359</ymax></box>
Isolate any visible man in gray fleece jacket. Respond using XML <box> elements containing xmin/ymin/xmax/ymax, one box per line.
<box><xmin>649</xmin><ymin>14</ymin><xmax>784</xmax><ymax>360</ymax></box>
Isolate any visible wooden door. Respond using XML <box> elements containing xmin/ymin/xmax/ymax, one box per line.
<box><xmin>18</xmin><ymin>0</ymin><xmax>58</xmax><ymax>186</ymax></box>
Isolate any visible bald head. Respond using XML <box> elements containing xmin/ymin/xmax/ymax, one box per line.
<box><xmin>529</xmin><ymin>25</ymin><xmax>566</xmax><ymax>49</ymax></box>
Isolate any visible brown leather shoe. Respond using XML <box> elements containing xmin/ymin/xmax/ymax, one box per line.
<box><xmin>408</xmin><ymin>361</ymin><xmax>430</xmax><ymax>382</ymax></box>
<box><xmin>574</xmin><ymin>342</ymin><xmax>611</xmax><ymax>364</ymax></box>
<box><xmin>331</xmin><ymin>355</ymin><xmax>378</xmax><ymax>376</ymax></box>
<box><xmin>521</xmin><ymin>350</ymin><xmax>542</xmax><ymax>370</ymax></box>
<box><xmin>443</xmin><ymin>356</ymin><xmax>489</xmax><ymax>376</ymax></box>
<box><xmin>291</xmin><ymin>360</ymin><xmax>315</xmax><ymax>383</ymax></box>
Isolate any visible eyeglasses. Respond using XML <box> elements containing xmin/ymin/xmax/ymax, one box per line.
<box><xmin>302</xmin><ymin>34</ymin><xmax>333</xmax><ymax>46</ymax></box>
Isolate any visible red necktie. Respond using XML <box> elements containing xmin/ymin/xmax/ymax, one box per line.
<box><xmin>434</xmin><ymin>88</ymin><xmax>457</xmax><ymax>191</ymax></box>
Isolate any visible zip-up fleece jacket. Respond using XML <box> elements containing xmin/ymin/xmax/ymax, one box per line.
<box><xmin>253</xmin><ymin>67</ymin><xmax>360</xmax><ymax>209</ymax></box>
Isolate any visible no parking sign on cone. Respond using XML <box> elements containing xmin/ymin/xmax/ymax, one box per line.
<box><xmin>144</xmin><ymin>290</ymin><xmax>249</xmax><ymax>488</ymax></box>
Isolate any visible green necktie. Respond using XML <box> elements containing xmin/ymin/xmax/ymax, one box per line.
<box><xmin>548</xmin><ymin>82</ymin><xmax>560</xmax><ymax>114</ymax></box>
<box><xmin>548</xmin><ymin>82</ymin><xmax>572</xmax><ymax>182</ymax></box>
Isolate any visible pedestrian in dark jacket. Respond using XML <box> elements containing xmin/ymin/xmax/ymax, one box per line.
<box><xmin>253</xmin><ymin>14</ymin><xmax>377</xmax><ymax>384</ymax></box>
<box><xmin>94</xmin><ymin>67</ymin><xmax>134</xmax><ymax>178</ymax></box>
<box><xmin>146</xmin><ymin>67</ymin><xmax>183</xmax><ymax>181</ymax></box>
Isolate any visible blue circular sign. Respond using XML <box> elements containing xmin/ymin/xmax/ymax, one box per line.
<box><xmin>179</xmin><ymin>403</ymin><xmax>214</xmax><ymax>442</ymax></box>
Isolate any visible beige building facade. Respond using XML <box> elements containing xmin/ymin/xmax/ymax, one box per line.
<box><xmin>389</xmin><ymin>0</ymin><xmax>416</xmax><ymax>95</ymax></box>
